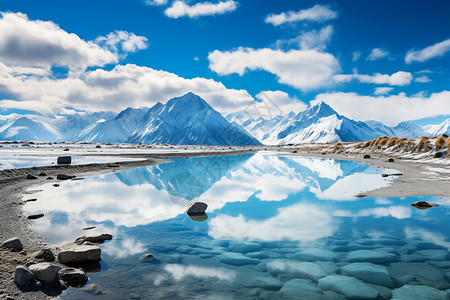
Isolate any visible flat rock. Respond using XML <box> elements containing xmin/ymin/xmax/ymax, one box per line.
<box><xmin>29</xmin><ymin>262</ymin><xmax>61</xmax><ymax>283</ymax></box>
<box><xmin>1</xmin><ymin>237</ymin><xmax>23</xmax><ymax>251</ymax></box>
<box><xmin>58</xmin><ymin>244</ymin><xmax>101</xmax><ymax>264</ymax></box>
<box><xmin>346</xmin><ymin>250</ymin><xmax>397</xmax><ymax>263</ymax></box>
<box><xmin>186</xmin><ymin>202</ymin><xmax>207</xmax><ymax>214</ymax></box>
<box><xmin>27</xmin><ymin>213</ymin><xmax>44</xmax><ymax>220</ymax></box>
<box><xmin>392</xmin><ymin>285</ymin><xmax>448</xmax><ymax>300</ymax></box>
<box><xmin>288</xmin><ymin>248</ymin><xmax>338</xmax><ymax>261</ymax></box>
<box><xmin>228</xmin><ymin>241</ymin><xmax>262</xmax><ymax>253</ymax></box>
<box><xmin>14</xmin><ymin>265</ymin><xmax>35</xmax><ymax>287</ymax></box>
<box><xmin>75</xmin><ymin>233</ymin><xmax>113</xmax><ymax>244</ymax></box>
<box><xmin>57</xmin><ymin>174</ymin><xmax>75</xmax><ymax>180</ymax></box>
<box><xmin>58</xmin><ymin>267</ymin><xmax>88</xmax><ymax>287</ymax></box>
<box><xmin>400</xmin><ymin>254</ymin><xmax>426</xmax><ymax>262</ymax></box>
<box><xmin>249</xmin><ymin>277</ymin><xmax>283</xmax><ymax>290</ymax></box>
<box><xmin>219</xmin><ymin>252</ymin><xmax>260</xmax><ymax>266</ymax></box>
<box><xmin>279</xmin><ymin>279</ymin><xmax>323</xmax><ymax>299</ymax></box>
<box><xmin>416</xmin><ymin>249</ymin><xmax>448</xmax><ymax>261</ymax></box>
<box><xmin>26</xmin><ymin>174</ymin><xmax>38</xmax><ymax>180</ymax></box>
<box><xmin>340</xmin><ymin>262</ymin><xmax>394</xmax><ymax>287</ymax></box>
<box><xmin>389</xmin><ymin>262</ymin><xmax>448</xmax><ymax>289</ymax></box>
<box><xmin>266</xmin><ymin>260</ymin><xmax>327</xmax><ymax>281</ymax></box>
<box><xmin>318</xmin><ymin>275</ymin><xmax>379</xmax><ymax>299</ymax></box>
<box><xmin>57</xmin><ymin>156</ymin><xmax>71</xmax><ymax>164</ymax></box>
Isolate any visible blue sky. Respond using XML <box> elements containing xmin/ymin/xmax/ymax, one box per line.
<box><xmin>0</xmin><ymin>0</ymin><xmax>449</xmax><ymax>126</ymax></box>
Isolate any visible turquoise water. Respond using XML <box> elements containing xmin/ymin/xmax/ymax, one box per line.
<box><xmin>24</xmin><ymin>153</ymin><xmax>450</xmax><ymax>299</ymax></box>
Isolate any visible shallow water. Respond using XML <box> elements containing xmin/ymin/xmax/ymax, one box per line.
<box><xmin>24</xmin><ymin>153</ymin><xmax>450</xmax><ymax>299</ymax></box>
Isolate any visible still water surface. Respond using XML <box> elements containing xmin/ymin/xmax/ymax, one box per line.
<box><xmin>24</xmin><ymin>153</ymin><xmax>450</xmax><ymax>299</ymax></box>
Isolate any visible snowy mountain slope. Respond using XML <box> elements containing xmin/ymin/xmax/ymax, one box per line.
<box><xmin>365</xmin><ymin>120</ymin><xmax>397</xmax><ymax>137</ymax></box>
<box><xmin>54</xmin><ymin>111</ymin><xmax>116</xmax><ymax>141</ymax></box>
<box><xmin>127</xmin><ymin>92</ymin><xmax>261</xmax><ymax>145</ymax></box>
<box><xmin>392</xmin><ymin>121</ymin><xmax>428</xmax><ymax>139</ymax></box>
<box><xmin>73</xmin><ymin>108</ymin><xmax>148</xmax><ymax>143</ymax></box>
<box><xmin>424</xmin><ymin>118</ymin><xmax>450</xmax><ymax>137</ymax></box>
<box><xmin>0</xmin><ymin>116</ymin><xmax>60</xmax><ymax>141</ymax></box>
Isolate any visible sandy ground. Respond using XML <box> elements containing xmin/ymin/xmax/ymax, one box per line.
<box><xmin>0</xmin><ymin>143</ymin><xmax>448</xmax><ymax>299</ymax></box>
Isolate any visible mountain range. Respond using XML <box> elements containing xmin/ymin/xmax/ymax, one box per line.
<box><xmin>0</xmin><ymin>92</ymin><xmax>448</xmax><ymax>145</ymax></box>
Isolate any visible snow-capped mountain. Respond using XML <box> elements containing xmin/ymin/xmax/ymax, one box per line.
<box><xmin>73</xmin><ymin>108</ymin><xmax>147</xmax><ymax>143</ymax></box>
<box><xmin>0</xmin><ymin>116</ymin><xmax>60</xmax><ymax>141</ymax></box>
<box><xmin>423</xmin><ymin>118</ymin><xmax>450</xmax><ymax>137</ymax></box>
<box><xmin>128</xmin><ymin>92</ymin><xmax>261</xmax><ymax>145</ymax></box>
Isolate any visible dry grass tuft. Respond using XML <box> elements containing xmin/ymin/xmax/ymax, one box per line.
<box><xmin>417</xmin><ymin>136</ymin><xmax>430</xmax><ymax>152</ymax></box>
<box><xmin>447</xmin><ymin>138</ymin><xmax>450</xmax><ymax>155</ymax></box>
<box><xmin>435</xmin><ymin>136</ymin><xmax>446</xmax><ymax>151</ymax></box>
<box><xmin>355</xmin><ymin>142</ymin><xmax>365</xmax><ymax>149</ymax></box>
<box><xmin>396</xmin><ymin>138</ymin><xmax>408</xmax><ymax>146</ymax></box>
<box><xmin>385</xmin><ymin>137</ymin><xmax>398</xmax><ymax>147</ymax></box>
<box><xmin>333</xmin><ymin>142</ymin><xmax>343</xmax><ymax>151</ymax></box>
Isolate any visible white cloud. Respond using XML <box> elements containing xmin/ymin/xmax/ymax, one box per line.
<box><xmin>265</xmin><ymin>4</ymin><xmax>337</xmax><ymax>26</ymax></box>
<box><xmin>334</xmin><ymin>71</ymin><xmax>413</xmax><ymax>86</ymax></box>
<box><xmin>275</xmin><ymin>26</ymin><xmax>334</xmax><ymax>51</ymax></box>
<box><xmin>415</xmin><ymin>75</ymin><xmax>431</xmax><ymax>83</ymax></box>
<box><xmin>0</xmin><ymin>62</ymin><xmax>255</xmax><ymax>115</ymax></box>
<box><xmin>374</xmin><ymin>87</ymin><xmax>394</xmax><ymax>95</ymax></box>
<box><xmin>145</xmin><ymin>0</ymin><xmax>168</xmax><ymax>6</ymax></box>
<box><xmin>367</xmin><ymin>48</ymin><xmax>390</xmax><ymax>61</ymax></box>
<box><xmin>208</xmin><ymin>47</ymin><xmax>340</xmax><ymax>91</ymax></box>
<box><xmin>352</xmin><ymin>51</ymin><xmax>361</xmax><ymax>62</ymax></box>
<box><xmin>405</xmin><ymin>38</ymin><xmax>450</xmax><ymax>63</ymax></box>
<box><xmin>256</xmin><ymin>90</ymin><xmax>307</xmax><ymax>114</ymax></box>
<box><xmin>164</xmin><ymin>0</ymin><xmax>237</xmax><ymax>18</ymax></box>
<box><xmin>0</xmin><ymin>12</ymin><xmax>117</xmax><ymax>69</ymax></box>
<box><xmin>164</xmin><ymin>264</ymin><xmax>235</xmax><ymax>281</ymax></box>
<box><xmin>311</xmin><ymin>90</ymin><xmax>450</xmax><ymax>126</ymax></box>
<box><xmin>95</xmin><ymin>30</ymin><xmax>148</xmax><ymax>55</ymax></box>
<box><xmin>334</xmin><ymin>206</ymin><xmax>412</xmax><ymax>219</ymax></box>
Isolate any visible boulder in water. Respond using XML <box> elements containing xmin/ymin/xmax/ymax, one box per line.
<box><xmin>57</xmin><ymin>156</ymin><xmax>71</xmax><ymax>164</ymax></box>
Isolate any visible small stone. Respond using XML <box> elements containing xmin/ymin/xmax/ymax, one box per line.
<box><xmin>14</xmin><ymin>265</ymin><xmax>35</xmax><ymax>287</ymax></box>
<box><xmin>57</xmin><ymin>174</ymin><xmax>75</xmax><ymax>180</ymax></box>
<box><xmin>26</xmin><ymin>174</ymin><xmax>38</xmax><ymax>180</ymax></box>
<box><xmin>82</xmin><ymin>226</ymin><xmax>96</xmax><ymax>231</ymax></box>
<box><xmin>47</xmin><ymin>177</ymin><xmax>53</xmax><ymax>180</ymax></box>
<box><xmin>410</xmin><ymin>201</ymin><xmax>439</xmax><ymax>209</ymax></box>
<box><xmin>38</xmin><ymin>172</ymin><xmax>47</xmax><ymax>176</ymax></box>
<box><xmin>58</xmin><ymin>267</ymin><xmax>88</xmax><ymax>287</ymax></box>
<box><xmin>63</xmin><ymin>148</ymin><xmax>69</xmax><ymax>151</ymax></box>
<box><xmin>219</xmin><ymin>252</ymin><xmax>260</xmax><ymax>266</ymax></box>
<box><xmin>363</xmin><ymin>154</ymin><xmax>371</xmax><ymax>159</ymax></box>
<box><xmin>24</xmin><ymin>198</ymin><xmax>37</xmax><ymax>202</ymax></box>
<box><xmin>53</xmin><ymin>184</ymin><xmax>60</xmax><ymax>187</ymax></box>
<box><xmin>434</xmin><ymin>152</ymin><xmax>444</xmax><ymax>158</ymax></box>
<box><xmin>1</xmin><ymin>237</ymin><xmax>23</xmax><ymax>251</ymax></box>
<box><xmin>83</xmin><ymin>284</ymin><xmax>103</xmax><ymax>295</ymax></box>
<box><xmin>27</xmin><ymin>213</ymin><xmax>44</xmax><ymax>220</ymax></box>
<box><xmin>387</xmin><ymin>158</ymin><xmax>394</xmax><ymax>162</ymax></box>
<box><xmin>139</xmin><ymin>253</ymin><xmax>161</xmax><ymax>263</ymax></box>
<box><xmin>29</xmin><ymin>262</ymin><xmax>61</xmax><ymax>283</ymax></box>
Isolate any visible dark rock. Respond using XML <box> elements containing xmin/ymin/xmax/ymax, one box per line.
<box><xmin>83</xmin><ymin>283</ymin><xmax>103</xmax><ymax>295</ymax></box>
<box><xmin>58</xmin><ymin>268</ymin><xmax>88</xmax><ymax>287</ymax></box>
<box><xmin>29</xmin><ymin>263</ymin><xmax>61</xmax><ymax>283</ymax></box>
<box><xmin>95</xmin><ymin>145</ymin><xmax>101</xmax><ymax>148</ymax></box>
<box><xmin>434</xmin><ymin>152</ymin><xmax>443</xmax><ymax>158</ymax></box>
<box><xmin>53</xmin><ymin>184</ymin><xmax>60</xmax><ymax>187</ymax></box>
<box><xmin>47</xmin><ymin>177</ymin><xmax>53</xmax><ymax>180</ymax></box>
<box><xmin>387</xmin><ymin>158</ymin><xmax>394</xmax><ymax>162</ymax></box>
<box><xmin>186</xmin><ymin>202</ymin><xmax>208</xmax><ymax>214</ymax></box>
<box><xmin>410</xmin><ymin>201</ymin><xmax>439</xmax><ymax>209</ymax></box>
<box><xmin>24</xmin><ymin>198</ymin><xmax>37</xmax><ymax>202</ymax></box>
<box><xmin>75</xmin><ymin>234</ymin><xmax>113</xmax><ymax>245</ymax></box>
<box><xmin>33</xmin><ymin>249</ymin><xmax>55</xmax><ymax>262</ymax></box>
<box><xmin>57</xmin><ymin>174</ymin><xmax>75</xmax><ymax>180</ymax></box>
<box><xmin>188</xmin><ymin>213</ymin><xmax>208</xmax><ymax>222</ymax></box>
<box><xmin>63</xmin><ymin>148</ymin><xmax>69</xmax><ymax>151</ymax></box>
<box><xmin>363</xmin><ymin>154</ymin><xmax>371</xmax><ymax>159</ymax></box>
<box><xmin>57</xmin><ymin>156</ymin><xmax>71</xmax><ymax>164</ymax></box>
<box><xmin>27</xmin><ymin>213</ymin><xmax>44</xmax><ymax>220</ymax></box>
<box><xmin>38</xmin><ymin>172</ymin><xmax>47</xmax><ymax>176</ymax></box>
<box><xmin>139</xmin><ymin>253</ymin><xmax>161</xmax><ymax>264</ymax></box>
<box><xmin>1</xmin><ymin>237</ymin><xmax>23</xmax><ymax>251</ymax></box>
<box><xmin>14</xmin><ymin>265</ymin><xmax>35</xmax><ymax>287</ymax></box>
<box><xmin>26</xmin><ymin>174</ymin><xmax>38</xmax><ymax>180</ymax></box>
<box><xmin>381</xmin><ymin>174</ymin><xmax>388</xmax><ymax>178</ymax></box>
<box><xmin>292</xmin><ymin>150</ymin><xmax>297</xmax><ymax>153</ymax></box>
<box><xmin>82</xmin><ymin>226</ymin><xmax>96</xmax><ymax>231</ymax></box>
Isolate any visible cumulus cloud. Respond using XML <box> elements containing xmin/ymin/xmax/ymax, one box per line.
<box><xmin>415</xmin><ymin>75</ymin><xmax>432</xmax><ymax>83</ymax></box>
<box><xmin>164</xmin><ymin>0</ymin><xmax>237</xmax><ymax>18</ymax></box>
<box><xmin>145</xmin><ymin>0</ymin><xmax>168</xmax><ymax>6</ymax></box>
<box><xmin>95</xmin><ymin>30</ymin><xmax>148</xmax><ymax>55</ymax></box>
<box><xmin>276</xmin><ymin>25</ymin><xmax>333</xmax><ymax>51</ymax></box>
<box><xmin>352</xmin><ymin>51</ymin><xmax>361</xmax><ymax>62</ymax></box>
<box><xmin>367</xmin><ymin>48</ymin><xmax>390</xmax><ymax>61</ymax></box>
<box><xmin>256</xmin><ymin>90</ymin><xmax>307</xmax><ymax>114</ymax></box>
<box><xmin>374</xmin><ymin>87</ymin><xmax>394</xmax><ymax>95</ymax></box>
<box><xmin>265</xmin><ymin>4</ymin><xmax>337</xmax><ymax>26</ymax></box>
<box><xmin>334</xmin><ymin>71</ymin><xmax>413</xmax><ymax>86</ymax></box>
<box><xmin>0</xmin><ymin>12</ymin><xmax>117</xmax><ymax>69</ymax></box>
<box><xmin>0</xmin><ymin>62</ymin><xmax>255</xmax><ymax>115</ymax></box>
<box><xmin>208</xmin><ymin>47</ymin><xmax>340</xmax><ymax>91</ymax></box>
<box><xmin>405</xmin><ymin>38</ymin><xmax>450</xmax><ymax>63</ymax></box>
<box><xmin>311</xmin><ymin>90</ymin><xmax>450</xmax><ymax>126</ymax></box>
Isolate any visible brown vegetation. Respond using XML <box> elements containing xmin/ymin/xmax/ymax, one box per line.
<box><xmin>385</xmin><ymin>137</ymin><xmax>398</xmax><ymax>147</ymax></box>
<box><xmin>333</xmin><ymin>142</ymin><xmax>343</xmax><ymax>151</ymax></box>
<box><xmin>417</xmin><ymin>136</ymin><xmax>430</xmax><ymax>152</ymax></box>
<box><xmin>435</xmin><ymin>136</ymin><xmax>446</xmax><ymax>151</ymax></box>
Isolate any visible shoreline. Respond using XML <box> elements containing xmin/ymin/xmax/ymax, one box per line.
<box><xmin>0</xmin><ymin>147</ymin><xmax>448</xmax><ymax>298</ymax></box>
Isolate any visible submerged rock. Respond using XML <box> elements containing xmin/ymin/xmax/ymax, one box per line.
<box><xmin>346</xmin><ymin>250</ymin><xmax>397</xmax><ymax>263</ymax></box>
<box><xmin>29</xmin><ymin>262</ymin><xmax>61</xmax><ymax>283</ymax></box>
<box><xmin>389</xmin><ymin>262</ymin><xmax>448</xmax><ymax>289</ymax></box>
<box><xmin>249</xmin><ymin>277</ymin><xmax>283</xmax><ymax>290</ymax></box>
<box><xmin>58</xmin><ymin>244</ymin><xmax>101</xmax><ymax>264</ymax></box>
<box><xmin>139</xmin><ymin>253</ymin><xmax>161</xmax><ymax>264</ymax></box>
<box><xmin>410</xmin><ymin>201</ymin><xmax>439</xmax><ymax>209</ymax></box>
<box><xmin>266</xmin><ymin>260</ymin><xmax>327</xmax><ymax>281</ymax></box>
<box><xmin>14</xmin><ymin>265</ymin><xmax>35</xmax><ymax>287</ymax></box>
<box><xmin>288</xmin><ymin>248</ymin><xmax>338</xmax><ymax>261</ymax></box>
<box><xmin>279</xmin><ymin>279</ymin><xmax>323</xmax><ymax>299</ymax></box>
<box><xmin>340</xmin><ymin>262</ymin><xmax>394</xmax><ymax>287</ymax></box>
<box><xmin>219</xmin><ymin>252</ymin><xmax>260</xmax><ymax>266</ymax></box>
<box><xmin>1</xmin><ymin>237</ymin><xmax>23</xmax><ymax>251</ymax></box>
<box><xmin>58</xmin><ymin>267</ymin><xmax>88</xmax><ymax>287</ymax></box>
<box><xmin>83</xmin><ymin>283</ymin><xmax>103</xmax><ymax>295</ymax></box>
<box><xmin>392</xmin><ymin>285</ymin><xmax>448</xmax><ymax>300</ymax></box>
<box><xmin>318</xmin><ymin>275</ymin><xmax>379</xmax><ymax>299</ymax></box>
<box><xmin>229</xmin><ymin>241</ymin><xmax>262</xmax><ymax>253</ymax></box>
